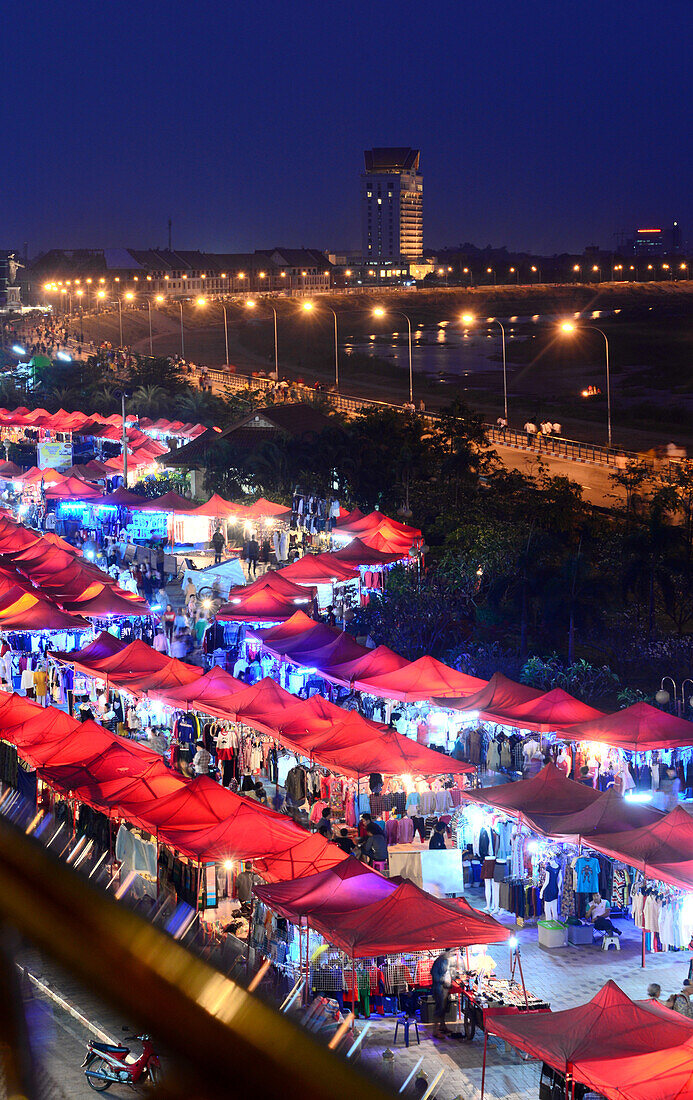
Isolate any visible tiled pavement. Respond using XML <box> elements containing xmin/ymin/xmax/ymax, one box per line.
<box><xmin>358</xmin><ymin>885</ymin><xmax>692</xmax><ymax>1099</ymax></box>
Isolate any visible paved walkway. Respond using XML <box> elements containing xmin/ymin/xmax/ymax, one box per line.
<box><xmin>358</xmin><ymin>886</ymin><xmax>691</xmax><ymax>1099</ymax></box>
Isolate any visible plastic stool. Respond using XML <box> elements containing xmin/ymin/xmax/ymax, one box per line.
<box><xmin>601</xmin><ymin>934</ymin><xmax>620</xmax><ymax>951</ymax></box>
<box><xmin>394</xmin><ymin>1012</ymin><xmax>420</xmax><ymax>1047</ymax></box>
<box><xmin>373</xmin><ymin>861</ymin><xmax>388</xmax><ymax>874</ymax></box>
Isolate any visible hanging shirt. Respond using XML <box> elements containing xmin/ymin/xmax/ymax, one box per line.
<box><xmin>574</xmin><ymin>855</ymin><xmax>600</xmax><ymax>894</ymax></box>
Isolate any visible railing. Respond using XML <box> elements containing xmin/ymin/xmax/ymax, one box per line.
<box><xmin>194</xmin><ymin>367</ymin><xmax>669</xmax><ymax>470</ymax></box>
<box><xmin>0</xmin><ymin>815</ymin><xmax>391</xmax><ymax>1100</ymax></box>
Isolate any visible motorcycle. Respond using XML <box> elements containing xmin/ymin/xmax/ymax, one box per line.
<box><xmin>82</xmin><ymin>1029</ymin><xmax>162</xmax><ymax>1091</ymax></box>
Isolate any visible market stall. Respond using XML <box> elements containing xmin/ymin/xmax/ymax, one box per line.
<box><xmin>480</xmin><ymin>980</ymin><xmax>693</xmax><ymax>1100</ymax></box>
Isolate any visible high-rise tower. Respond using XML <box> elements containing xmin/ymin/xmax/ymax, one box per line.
<box><xmin>361</xmin><ymin>148</ymin><xmax>423</xmax><ymax>262</ymax></box>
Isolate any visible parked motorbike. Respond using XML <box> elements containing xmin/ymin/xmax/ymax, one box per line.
<box><xmin>82</xmin><ymin>1028</ymin><xmax>161</xmax><ymax>1090</ymax></box>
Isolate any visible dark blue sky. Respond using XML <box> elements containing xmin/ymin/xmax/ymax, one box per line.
<box><xmin>5</xmin><ymin>0</ymin><xmax>691</xmax><ymax>257</ymax></box>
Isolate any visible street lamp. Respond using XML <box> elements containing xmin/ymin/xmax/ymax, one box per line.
<box><xmin>613</xmin><ymin>263</ymin><xmax>623</xmax><ymax>280</ymax></box>
<box><xmin>559</xmin><ymin>320</ymin><xmax>612</xmax><ymax>448</ymax></box>
<box><xmin>178</xmin><ymin>300</ymin><xmax>185</xmax><ymax>358</ymax></box>
<box><xmin>76</xmin><ymin>289</ymin><xmax>85</xmax><ymax>342</ymax></box>
<box><xmin>117</xmin><ymin>291</ymin><xmax>134</xmax><ymax>347</ymax></box>
<box><xmin>531</xmin><ymin>265</ymin><xmax>541</xmax><ymax>283</ymax></box>
<box><xmin>147</xmin><ymin>295</ymin><xmax>164</xmax><ymax>355</ymax></box>
<box><xmin>592</xmin><ymin>265</ymin><xmax>601</xmax><ymax>283</ymax></box>
<box><xmin>462</xmin><ymin>266</ymin><xmax>472</xmax><ymax>285</ymax></box>
<box><xmin>680</xmin><ymin>262</ymin><xmax>689</xmax><ymax>279</ymax></box>
<box><xmin>246</xmin><ymin>299</ymin><xmax>279</xmax><ymax>378</ymax></box>
<box><xmin>573</xmin><ymin>264</ymin><xmax>581</xmax><ymax>282</ymax></box>
<box><xmin>509</xmin><ymin>266</ymin><xmax>519</xmax><ymax>284</ymax></box>
<box><xmin>373</xmin><ymin>306</ymin><xmax>414</xmax><ymax>404</ymax></box>
<box><xmin>302</xmin><ymin>301</ymin><xmax>340</xmax><ymax>390</ymax></box>
<box><xmin>462</xmin><ymin>313</ymin><xmax>508</xmax><ymax>422</ymax></box>
<box><xmin>486</xmin><ymin>267</ymin><xmax>496</xmax><ymax>285</ymax></box>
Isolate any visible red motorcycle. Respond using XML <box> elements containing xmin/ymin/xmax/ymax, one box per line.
<box><xmin>82</xmin><ymin>1031</ymin><xmax>162</xmax><ymax>1090</ymax></box>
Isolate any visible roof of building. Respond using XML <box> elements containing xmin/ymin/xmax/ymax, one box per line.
<box><xmin>364</xmin><ymin>147</ymin><xmax>420</xmax><ymax>173</ymax></box>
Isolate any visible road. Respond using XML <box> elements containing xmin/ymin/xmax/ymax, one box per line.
<box><xmin>16</xmin><ymin>950</ymin><xmax>155</xmax><ymax>1099</ymax></box>
<box><xmin>492</xmin><ymin>441</ymin><xmax>622</xmax><ymax>507</ymax></box>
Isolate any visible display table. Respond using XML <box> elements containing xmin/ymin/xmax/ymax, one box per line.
<box><xmin>462</xmin><ymin>977</ymin><xmax>550</xmax><ymax>1040</ymax></box>
<box><xmin>387</xmin><ymin>844</ymin><xmax>463</xmax><ymax>896</ymax></box>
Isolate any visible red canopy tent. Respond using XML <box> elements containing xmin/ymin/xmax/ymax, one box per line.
<box><xmin>60</xmin><ymin>584</ymin><xmax>150</xmax><ymax>618</ymax></box>
<box><xmin>280</xmin><ymin>630</ymin><xmax>370</xmax><ymax>673</ymax></box>
<box><xmin>335</xmin><ymin>507</ymin><xmax>365</xmax><ymax>528</ymax></box>
<box><xmin>254</xmin><ymin>856</ymin><xmax>395</xmax><ymax>923</ymax></box>
<box><xmin>226</xmin><ymin>571</ymin><xmax>314</xmax><ymax>603</ymax></box>
<box><xmin>0</xmin><ymin>462</ymin><xmax>22</xmax><ymax>478</ymax></box>
<box><xmin>249</xmin><ymin>610</ymin><xmax>317</xmax><ymax>643</ymax></box>
<box><xmin>243</xmin><ymin>497</ymin><xmax>291</xmax><ymax>519</ymax></box>
<box><xmin>134</xmin><ymin>491</ymin><xmax>197</xmax><ymax>513</ymax></box>
<box><xmin>50</xmin><ymin>629</ymin><xmax>127</xmax><ymax>664</ymax></box>
<box><xmin>464</xmin><ymin>762</ymin><xmax>602</xmax><ymax>821</ymax></box>
<box><xmin>320</xmin><ymin>644</ymin><xmax>410</xmax><ymax>687</ymax></box>
<box><xmin>588</xmin><ymin>805</ymin><xmax>693</xmax><ymax>893</ymax></box>
<box><xmin>482</xmin><ymin>981</ymin><xmax>693</xmax><ymax>1100</ymax></box>
<box><xmin>98</xmin><ymin>487</ymin><xmax>148</xmax><ymax>507</ymax></box>
<box><xmin>152</xmin><ymin>664</ymin><xmax>246</xmax><ymax>710</ymax></box>
<box><xmin>199</xmin><ymin>676</ymin><xmax>296</xmax><ymax>733</ymax></box>
<box><xmin>566</xmin><ymin>701</ymin><xmax>693</xmax><ymax>751</ymax></box>
<box><xmin>274</xmin><ymin>553</ymin><xmax>359</xmax><ymax>587</ymax></box>
<box><xmin>467</xmin><ymin>685</ymin><xmax>605</xmax><ymax>733</ymax></box>
<box><xmin>522</xmin><ymin>786</ymin><xmax>663</xmax><ymax>839</ymax></box>
<box><xmin>0</xmin><ymin>588</ymin><xmax>90</xmax><ymax>631</ymax></box>
<box><xmin>437</xmin><ymin>670</ymin><xmax>544</xmax><ymax>713</ymax></box>
<box><xmin>331</xmin><ymin>537</ymin><xmax>405</xmax><ymax>566</ymax></box>
<box><xmin>339</xmin><ymin>510</ymin><xmax>422</xmax><ymax>542</ymax></box>
<box><xmin>252</xmin><ymin>832</ymin><xmax>347</xmax><ymax>883</ymax></box>
<box><xmin>16</xmin><ymin>466</ymin><xmax>66</xmax><ymax>486</ymax></box>
<box><xmin>43</xmin><ymin>532</ymin><xmax>83</xmax><ymax>555</ymax></box>
<box><xmin>356</xmin><ymin>654</ymin><xmax>486</xmax><ymax>702</ymax></box>
<box><xmin>306</xmin><ymin>881</ymin><xmax>510</xmax><ymax>957</ymax></box>
<box><xmin>578</xmin><ymin>1037</ymin><xmax>693</xmax><ymax>1100</ymax></box>
<box><xmin>45</xmin><ymin>476</ymin><xmax>103</xmax><ymax>501</ymax></box>
<box><xmin>191</xmin><ymin>493</ymin><xmax>240</xmax><ymax>518</ymax></box>
<box><xmin>215</xmin><ymin>587</ymin><xmax>312</xmax><ymax>624</ymax></box>
<box><xmin>309</xmin><ymin>728</ymin><xmax>474</xmax><ymax>779</ymax></box>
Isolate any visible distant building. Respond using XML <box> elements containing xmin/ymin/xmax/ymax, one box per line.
<box><xmin>630</xmin><ymin>228</ymin><xmax>665</xmax><ymax>256</ymax></box>
<box><xmin>26</xmin><ymin>248</ymin><xmax>331</xmax><ymax>303</ymax></box>
<box><xmin>361</xmin><ymin>148</ymin><xmax>423</xmax><ymax>263</ymax></box>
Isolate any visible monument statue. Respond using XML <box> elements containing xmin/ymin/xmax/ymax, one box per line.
<box><xmin>7</xmin><ymin>254</ymin><xmax>24</xmax><ymax>285</ymax></box>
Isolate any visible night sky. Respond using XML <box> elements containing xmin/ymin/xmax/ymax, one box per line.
<box><xmin>5</xmin><ymin>0</ymin><xmax>692</xmax><ymax>257</ymax></box>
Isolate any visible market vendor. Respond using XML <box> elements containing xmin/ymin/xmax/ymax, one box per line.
<box><xmin>587</xmin><ymin>893</ymin><xmax>621</xmax><ymax>937</ymax></box>
<box><xmin>431</xmin><ymin>948</ymin><xmax>455</xmax><ymax>1038</ymax></box>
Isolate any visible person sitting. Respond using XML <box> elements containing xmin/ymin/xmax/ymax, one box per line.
<box><xmin>192</xmin><ymin>740</ymin><xmax>211</xmax><ymax>776</ymax></box>
<box><xmin>587</xmin><ymin>893</ymin><xmax>620</xmax><ymax>936</ymax></box>
<box><xmin>316</xmin><ymin>806</ymin><xmax>332</xmax><ymax>839</ymax></box>
<box><xmin>360</xmin><ymin>821</ymin><xmax>388</xmax><ymax>866</ymax></box>
<box><xmin>253</xmin><ymin>781</ymin><xmax>268</xmax><ymax>805</ymax></box>
<box><xmin>665</xmin><ymin>980</ymin><xmax>693</xmax><ymax>1018</ymax></box>
<box><xmin>335</xmin><ymin>828</ymin><xmax>355</xmax><ymax>855</ymax></box>
<box><xmin>647</xmin><ymin>983</ymin><xmax>662</xmax><ymax>1001</ymax></box>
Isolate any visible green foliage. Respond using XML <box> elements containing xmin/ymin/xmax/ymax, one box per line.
<box><xmin>519</xmin><ymin>655</ymin><xmax>619</xmax><ymax>702</ymax></box>
<box><xmin>348</xmin><ymin>561</ymin><xmax>476</xmax><ymax>660</ymax></box>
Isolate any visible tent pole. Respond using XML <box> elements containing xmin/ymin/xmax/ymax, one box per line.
<box><xmin>564</xmin><ymin>1068</ymin><xmax>570</xmax><ymax>1100</ymax></box>
<box><xmin>298</xmin><ymin>918</ymin><xmax>303</xmax><ymax>1004</ymax></box>
<box><xmin>641</xmin><ymin>872</ymin><xmax>647</xmax><ymax>969</ymax></box>
<box><xmin>480</xmin><ymin>1027</ymin><xmax>488</xmax><ymax>1100</ymax></box>
<box><xmin>352</xmin><ymin>955</ymin><xmax>357</xmax><ymax>1026</ymax></box>
<box><xmin>515</xmin><ymin>945</ymin><xmax>529</xmax><ymax>1009</ymax></box>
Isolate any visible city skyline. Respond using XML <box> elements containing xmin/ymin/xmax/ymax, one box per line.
<box><xmin>5</xmin><ymin>0</ymin><xmax>693</xmax><ymax>257</ymax></box>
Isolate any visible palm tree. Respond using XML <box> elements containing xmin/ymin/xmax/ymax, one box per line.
<box><xmin>129</xmin><ymin>385</ymin><xmax>168</xmax><ymax>418</ymax></box>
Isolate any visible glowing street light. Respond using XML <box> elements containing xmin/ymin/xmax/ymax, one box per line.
<box><xmin>559</xmin><ymin>320</ymin><xmax>612</xmax><ymax>447</ymax></box>
<box><xmin>372</xmin><ymin>306</ymin><xmax>414</xmax><ymax>404</ymax></box>
<box><xmin>247</xmin><ymin>298</ymin><xmax>279</xmax><ymax>378</ymax></box>
<box><xmin>461</xmin><ymin>314</ymin><xmax>508</xmax><ymax>421</ymax></box>
<box><xmin>302</xmin><ymin>300</ymin><xmax>340</xmax><ymax>390</ymax></box>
